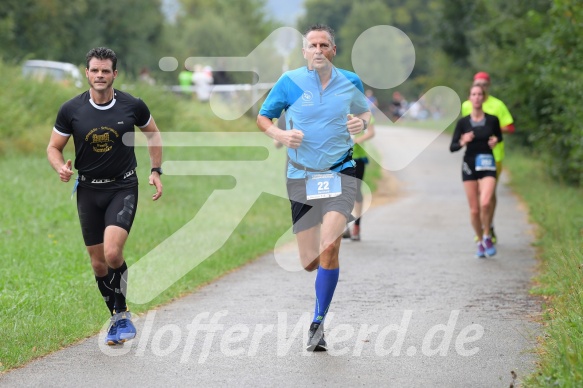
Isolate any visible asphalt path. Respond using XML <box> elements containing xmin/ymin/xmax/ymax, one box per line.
<box><xmin>0</xmin><ymin>125</ymin><xmax>540</xmax><ymax>387</ymax></box>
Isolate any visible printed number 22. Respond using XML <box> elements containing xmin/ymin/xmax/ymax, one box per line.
<box><xmin>318</xmin><ymin>181</ymin><xmax>329</xmax><ymax>191</ymax></box>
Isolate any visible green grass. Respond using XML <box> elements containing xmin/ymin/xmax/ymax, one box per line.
<box><xmin>0</xmin><ymin>65</ymin><xmax>383</xmax><ymax>372</ymax></box>
<box><xmin>504</xmin><ymin>147</ymin><xmax>583</xmax><ymax>386</ymax></box>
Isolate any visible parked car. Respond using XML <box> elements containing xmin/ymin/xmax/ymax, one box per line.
<box><xmin>22</xmin><ymin>60</ymin><xmax>83</xmax><ymax>88</ymax></box>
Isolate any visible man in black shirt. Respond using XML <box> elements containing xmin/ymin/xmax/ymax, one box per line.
<box><xmin>47</xmin><ymin>47</ymin><xmax>163</xmax><ymax>345</ymax></box>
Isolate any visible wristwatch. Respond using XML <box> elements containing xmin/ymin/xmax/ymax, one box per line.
<box><xmin>361</xmin><ymin>118</ymin><xmax>368</xmax><ymax>131</ymax></box>
<box><xmin>151</xmin><ymin>167</ymin><xmax>163</xmax><ymax>175</ymax></box>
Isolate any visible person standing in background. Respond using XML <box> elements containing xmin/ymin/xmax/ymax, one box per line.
<box><xmin>178</xmin><ymin>65</ymin><xmax>193</xmax><ymax>96</ymax></box>
<box><xmin>192</xmin><ymin>65</ymin><xmax>214</xmax><ymax>102</ymax></box>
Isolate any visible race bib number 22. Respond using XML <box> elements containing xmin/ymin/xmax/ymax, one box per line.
<box><xmin>305</xmin><ymin>171</ymin><xmax>342</xmax><ymax>200</ymax></box>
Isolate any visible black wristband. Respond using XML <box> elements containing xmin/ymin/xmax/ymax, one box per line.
<box><xmin>151</xmin><ymin>167</ymin><xmax>163</xmax><ymax>175</ymax></box>
<box><xmin>362</xmin><ymin>118</ymin><xmax>368</xmax><ymax>130</ymax></box>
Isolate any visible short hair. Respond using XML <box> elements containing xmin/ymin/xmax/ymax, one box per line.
<box><xmin>86</xmin><ymin>47</ymin><xmax>117</xmax><ymax>71</ymax></box>
<box><xmin>303</xmin><ymin>24</ymin><xmax>335</xmax><ymax>48</ymax></box>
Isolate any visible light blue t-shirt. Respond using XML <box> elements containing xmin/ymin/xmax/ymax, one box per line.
<box><xmin>260</xmin><ymin>66</ymin><xmax>369</xmax><ymax>179</ymax></box>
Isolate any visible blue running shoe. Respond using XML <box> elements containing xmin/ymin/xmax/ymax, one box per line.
<box><xmin>483</xmin><ymin>236</ymin><xmax>496</xmax><ymax>257</ymax></box>
<box><xmin>105</xmin><ymin>316</ymin><xmax>120</xmax><ymax>346</ymax></box>
<box><xmin>475</xmin><ymin>242</ymin><xmax>486</xmax><ymax>258</ymax></box>
<box><xmin>114</xmin><ymin>311</ymin><xmax>137</xmax><ymax>343</ymax></box>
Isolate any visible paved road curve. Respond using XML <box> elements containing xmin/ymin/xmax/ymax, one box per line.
<box><xmin>0</xmin><ymin>126</ymin><xmax>540</xmax><ymax>387</ymax></box>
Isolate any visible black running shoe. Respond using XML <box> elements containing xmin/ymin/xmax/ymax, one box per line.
<box><xmin>306</xmin><ymin>322</ymin><xmax>327</xmax><ymax>352</ymax></box>
<box><xmin>315</xmin><ymin>334</ymin><xmax>327</xmax><ymax>352</ymax></box>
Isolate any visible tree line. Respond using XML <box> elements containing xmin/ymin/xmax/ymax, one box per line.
<box><xmin>0</xmin><ymin>0</ymin><xmax>579</xmax><ymax>185</ymax></box>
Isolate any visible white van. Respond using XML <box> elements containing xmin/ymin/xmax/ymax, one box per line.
<box><xmin>22</xmin><ymin>60</ymin><xmax>83</xmax><ymax>88</ymax></box>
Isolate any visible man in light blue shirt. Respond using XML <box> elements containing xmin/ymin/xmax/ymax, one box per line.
<box><xmin>257</xmin><ymin>24</ymin><xmax>371</xmax><ymax>352</ymax></box>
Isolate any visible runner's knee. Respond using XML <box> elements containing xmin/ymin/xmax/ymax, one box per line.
<box><xmin>90</xmin><ymin>258</ymin><xmax>108</xmax><ymax>276</ymax></box>
<box><xmin>104</xmin><ymin>245</ymin><xmax>124</xmax><ymax>267</ymax></box>
<box><xmin>469</xmin><ymin>207</ymin><xmax>480</xmax><ymax>218</ymax></box>
<box><xmin>319</xmin><ymin>242</ymin><xmax>339</xmax><ymax>261</ymax></box>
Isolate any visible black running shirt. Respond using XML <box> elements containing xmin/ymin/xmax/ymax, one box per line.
<box><xmin>450</xmin><ymin>113</ymin><xmax>502</xmax><ymax>161</ymax></box>
<box><xmin>54</xmin><ymin>89</ymin><xmax>151</xmax><ymax>181</ymax></box>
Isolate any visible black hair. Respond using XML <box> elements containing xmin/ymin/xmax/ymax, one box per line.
<box><xmin>303</xmin><ymin>24</ymin><xmax>336</xmax><ymax>46</ymax></box>
<box><xmin>85</xmin><ymin>47</ymin><xmax>117</xmax><ymax>70</ymax></box>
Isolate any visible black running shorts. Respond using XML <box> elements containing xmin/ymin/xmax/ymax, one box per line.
<box><xmin>287</xmin><ymin>167</ymin><xmax>357</xmax><ymax>234</ymax></box>
<box><xmin>76</xmin><ymin>185</ymin><xmax>139</xmax><ymax>246</ymax></box>
<box><xmin>462</xmin><ymin>159</ymin><xmax>497</xmax><ymax>182</ymax></box>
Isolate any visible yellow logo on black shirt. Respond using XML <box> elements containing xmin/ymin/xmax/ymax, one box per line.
<box><xmin>85</xmin><ymin>126</ymin><xmax>120</xmax><ymax>153</ymax></box>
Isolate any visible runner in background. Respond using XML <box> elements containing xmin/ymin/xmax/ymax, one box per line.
<box><xmin>343</xmin><ymin>115</ymin><xmax>376</xmax><ymax>241</ymax></box>
<box><xmin>461</xmin><ymin>72</ymin><xmax>514</xmax><ymax>243</ymax></box>
<box><xmin>452</xmin><ymin>85</ymin><xmax>502</xmax><ymax>258</ymax></box>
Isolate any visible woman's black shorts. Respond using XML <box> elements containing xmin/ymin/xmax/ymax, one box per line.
<box><xmin>462</xmin><ymin>158</ymin><xmax>497</xmax><ymax>181</ymax></box>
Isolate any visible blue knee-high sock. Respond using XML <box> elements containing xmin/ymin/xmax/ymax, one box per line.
<box><xmin>313</xmin><ymin>266</ymin><xmax>340</xmax><ymax>324</ymax></box>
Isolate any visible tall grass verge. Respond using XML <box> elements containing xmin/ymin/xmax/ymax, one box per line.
<box><xmin>504</xmin><ymin>146</ymin><xmax>583</xmax><ymax>386</ymax></box>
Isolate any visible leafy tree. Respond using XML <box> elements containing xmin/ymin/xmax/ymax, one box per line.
<box><xmin>297</xmin><ymin>0</ymin><xmax>354</xmax><ymax>48</ymax></box>
<box><xmin>0</xmin><ymin>0</ymin><xmax>88</xmax><ymax>64</ymax></box>
<box><xmin>335</xmin><ymin>0</ymin><xmax>393</xmax><ymax>71</ymax></box>
<box><xmin>433</xmin><ymin>0</ymin><xmax>478</xmax><ymax>67</ymax></box>
<box><xmin>0</xmin><ymin>0</ymin><xmax>166</xmax><ymax>77</ymax></box>
<box><xmin>174</xmin><ymin>0</ymin><xmax>274</xmax><ymax>56</ymax></box>
<box><xmin>520</xmin><ymin>0</ymin><xmax>583</xmax><ymax>185</ymax></box>
<box><xmin>160</xmin><ymin>0</ymin><xmax>277</xmax><ymax>83</ymax></box>
<box><xmin>70</xmin><ymin>0</ymin><xmax>165</xmax><ymax>75</ymax></box>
